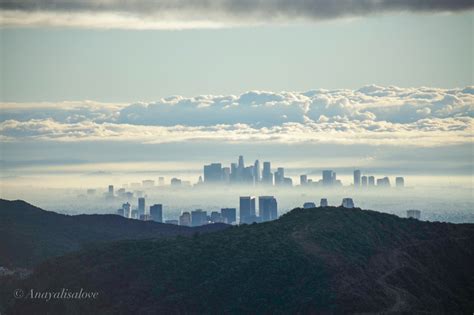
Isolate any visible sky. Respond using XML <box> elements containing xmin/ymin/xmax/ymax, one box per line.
<box><xmin>0</xmin><ymin>0</ymin><xmax>473</xmax><ymax>189</ymax></box>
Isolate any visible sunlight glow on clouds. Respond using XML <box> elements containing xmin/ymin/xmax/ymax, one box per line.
<box><xmin>1</xmin><ymin>85</ymin><xmax>473</xmax><ymax>147</ymax></box>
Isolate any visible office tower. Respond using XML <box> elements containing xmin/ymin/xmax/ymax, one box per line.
<box><xmin>320</xmin><ymin>198</ymin><xmax>328</xmax><ymax>207</ymax></box>
<box><xmin>354</xmin><ymin>170</ymin><xmax>361</xmax><ymax>187</ymax></box>
<box><xmin>262</xmin><ymin>162</ymin><xmax>273</xmax><ymax>185</ymax></box>
<box><xmin>108</xmin><ymin>185</ymin><xmax>114</xmax><ymax>195</ymax></box>
<box><xmin>407</xmin><ymin>209</ymin><xmax>421</xmax><ymax>220</ymax></box>
<box><xmin>150</xmin><ymin>204</ymin><xmax>163</xmax><ymax>223</ymax></box>
<box><xmin>116</xmin><ymin>208</ymin><xmax>125</xmax><ymax>216</ymax></box>
<box><xmin>259</xmin><ymin>196</ymin><xmax>278</xmax><ymax>222</ymax></box>
<box><xmin>243</xmin><ymin>166</ymin><xmax>255</xmax><ymax>184</ymax></box>
<box><xmin>230</xmin><ymin>163</ymin><xmax>238</xmax><ymax>182</ymax></box>
<box><xmin>158</xmin><ymin>177</ymin><xmax>165</xmax><ymax>186</ymax></box>
<box><xmin>204</xmin><ymin>163</ymin><xmax>223</xmax><ymax>183</ymax></box>
<box><xmin>179</xmin><ymin>212</ymin><xmax>191</xmax><ymax>226</ymax></box>
<box><xmin>322</xmin><ymin>170</ymin><xmax>336</xmax><ymax>186</ymax></box>
<box><xmin>142</xmin><ymin>180</ymin><xmax>155</xmax><ymax>188</ymax></box>
<box><xmin>377</xmin><ymin>177</ymin><xmax>391</xmax><ymax>187</ymax></box>
<box><xmin>303</xmin><ymin>202</ymin><xmax>316</xmax><ymax>209</ymax></box>
<box><xmin>361</xmin><ymin>176</ymin><xmax>368</xmax><ymax>187</ymax></box>
<box><xmin>221</xmin><ymin>208</ymin><xmax>237</xmax><ymax>225</ymax></box>
<box><xmin>138</xmin><ymin>197</ymin><xmax>145</xmax><ymax>218</ymax></box>
<box><xmin>274</xmin><ymin>167</ymin><xmax>285</xmax><ymax>186</ymax></box>
<box><xmin>210</xmin><ymin>211</ymin><xmax>224</xmax><ymax>223</ymax></box>
<box><xmin>222</xmin><ymin>167</ymin><xmax>231</xmax><ymax>183</ymax></box>
<box><xmin>122</xmin><ymin>202</ymin><xmax>132</xmax><ymax>218</ymax></box>
<box><xmin>238</xmin><ymin>155</ymin><xmax>244</xmax><ymax>169</ymax></box>
<box><xmin>240</xmin><ymin>196</ymin><xmax>256</xmax><ymax>224</ymax></box>
<box><xmin>368</xmin><ymin>176</ymin><xmax>375</xmax><ymax>187</ymax></box>
<box><xmin>254</xmin><ymin>160</ymin><xmax>261</xmax><ymax>183</ymax></box>
<box><xmin>300</xmin><ymin>175</ymin><xmax>308</xmax><ymax>186</ymax></box>
<box><xmin>342</xmin><ymin>198</ymin><xmax>355</xmax><ymax>208</ymax></box>
<box><xmin>396</xmin><ymin>177</ymin><xmax>405</xmax><ymax>188</ymax></box>
<box><xmin>191</xmin><ymin>209</ymin><xmax>208</xmax><ymax>227</ymax></box>
<box><xmin>171</xmin><ymin>178</ymin><xmax>182</xmax><ymax>186</ymax></box>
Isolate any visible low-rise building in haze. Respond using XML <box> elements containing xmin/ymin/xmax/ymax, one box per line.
<box><xmin>342</xmin><ymin>198</ymin><xmax>355</xmax><ymax>208</ymax></box>
<box><xmin>320</xmin><ymin>198</ymin><xmax>328</xmax><ymax>207</ymax></box>
<box><xmin>303</xmin><ymin>202</ymin><xmax>316</xmax><ymax>209</ymax></box>
<box><xmin>179</xmin><ymin>211</ymin><xmax>191</xmax><ymax>226</ymax></box>
<box><xmin>396</xmin><ymin>177</ymin><xmax>405</xmax><ymax>188</ymax></box>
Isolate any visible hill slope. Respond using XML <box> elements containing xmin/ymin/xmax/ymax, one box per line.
<box><xmin>3</xmin><ymin>206</ymin><xmax>474</xmax><ymax>314</ymax></box>
<box><xmin>0</xmin><ymin>199</ymin><xmax>228</xmax><ymax>268</ymax></box>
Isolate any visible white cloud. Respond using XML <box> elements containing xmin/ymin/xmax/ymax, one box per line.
<box><xmin>1</xmin><ymin>86</ymin><xmax>473</xmax><ymax>147</ymax></box>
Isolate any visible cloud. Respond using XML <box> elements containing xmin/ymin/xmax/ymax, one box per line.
<box><xmin>1</xmin><ymin>0</ymin><xmax>473</xmax><ymax>29</ymax></box>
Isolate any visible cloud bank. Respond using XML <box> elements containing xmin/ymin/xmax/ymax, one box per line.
<box><xmin>1</xmin><ymin>85</ymin><xmax>473</xmax><ymax>147</ymax></box>
<box><xmin>1</xmin><ymin>0</ymin><xmax>473</xmax><ymax>29</ymax></box>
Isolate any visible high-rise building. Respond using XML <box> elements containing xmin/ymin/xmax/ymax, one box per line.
<box><xmin>322</xmin><ymin>170</ymin><xmax>336</xmax><ymax>186</ymax></box>
<box><xmin>274</xmin><ymin>167</ymin><xmax>285</xmax><ymax>186</ymax></box>
<box><xmin>138</xmin><ymin>197</ymin><xmax>146</xmax><ymax>218</ymax></box>
<box><xmin>342</xmin><ymin>198</ymin><xmax>355</xmax><ymax>208</ymax></box>
<box><xmin>361</xmin><ymin>176</ymin><xmax>368</xmax><ymax>187</ymax></box>
<box><xmin>407</xmin><ymin>209</ymin><xmax>421</xmax><ymax>220</ymax></box>
<box><xmin>230</xmin><ymin>163</ymin><xmax>238</xmax><ymax>183</ymax></box>
<box><xmin>238</xmin><ymin>155</ymin><xmax>244</xmax><ymax>169</ymax></box>
<box><xmin>254</xmin><ymin>160</ymin><xmax>261</xmax><ymax>183</ymax></box>
<box><xmin>320</xmin><ymin>198</ymin><xmax>328</xmax><ymax>207</ymax></box>
<box><xmin>377</xmin><ymin>177</ymin><xmax>391</xmax><ymax>187</ymax></box>
<box><xmin>179</xmin><ymin>212</ymin><xmax>191</xmax><ymax>226</ymax></box>
<box><xmin>150</xmin><ymin>204</ymin><xmax>163</xmax><ymax>223</ymax></box>
<box><xmin>239</xmin><ymin>196</ymin><xmax>256</xmax><ymax>224</ymax></box>
<box><xmin>122</xmin><ymin>202</ymin><xmax>132</xmax><ymax>218</ymax></box>
<box><xmin>191</xmin><ymin>209</ymin><xmax>208</xmax><ymax>227</ymax></box>
<box><xmin>222</xmin><ymin>167</ymin><xmax>231</xmax><ymax>183</ymax></box>
<box><xmin>210</xmin><ymin>211</ymin><xmax>224</xmax><ymax>223</ymax></box>
<box><xmin>354</xmin><ymin>170</ymin><xmax>361</xmax><ymax>187</ymax></box>
<box><xmin>396</xmin><ymin>177</ymin><xmax>405</xmax><ymax>188</ymax></box>
<box><xmin>108</xmin><ymin>185</ymin><xmax>114</xmax><ymax>195</ymax></box>
<box><xmin>204</xmin><ymin>163</ymin><xmax>223</xmax><ymax>183</ymax></box>
<box><xmin>368</xmin><ymin>176</ymin><xmax>375</xmax><ymax>187</ymax></box>
<box><xmin>300</xmin><ymin>175</ymin><xmax>308</xmax><ymax>186</ymax></box>
<box><xmin>243</xmin><ymin>166</ymin><xmax>255</xmax><ymax>184</ymax></box>
<box><xmin>259</xmin><ymin>196</ymin><xmax>278</xmax><ymax>222</ymax></box>
<box><xmin>262</xmin><ymin>162</ymin><xmax>273</xmax><ymax>185</ymax></box>
<box><xmin>221</xmin><ymin>208</ymin><xmax>237</xmax><ymax>225</ymax></box>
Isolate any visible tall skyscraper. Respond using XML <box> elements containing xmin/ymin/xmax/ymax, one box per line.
<box><xmin>300</xmin><ymin>175</ymin><xmax>308</xmax><ymax>186</ymax></box>
<box><xmin>396</xmin><ymin>177</ymin><xmax>405</xmax><ymax>188</ymax></box>
<box><xmin>258</xmin><ymin>196</ymin><xmax>278</xmax><ymax>222</ymax></box>
<box><xmin>368</xmin><ymin>176</ymin><xmax>375</xmax><ymax>187</ymax></box>
<box><xmin>361</xmin><ymin>176</ymin><xmax>368</xmax><ymax>187</ymax></box>
<box><xmin>262</xmin><ymin>161</ymin><xmax>273</xmax><ymax>185</ymax></box>
<box><xmin>221</xmin><ymin>208</ymin><xmax>236</xmax><ymax>225</ymax></box>
<box><xmin>274</xmin><ymin>167</ymin><xmax>285</xmax><ymax>186</ymax></box>
<box><xmin>150</xmin><ymin>204</ymin><xmax>163</xmax><ymax>223</ymax></box>
<box><xmin>122</xmin><ymin>202</ymin><xmax>131</xmax><ymax>218</ymax></box>
<box><xmin>191</xmin><ymin>209</ymin><xmax>208</xmax><ymax>227</ymax></box>
<box><xmin>107</xmin><ymin>185</ymin><xmax>114</xmax><ymax>199</ymax></box>
<box><xmin>322</xmin><ymin>170</ymin><xmax>336</xmax><ymax>186</ymax></box>
<box><xmin>239</xmin><ymin>196</ymin><xmax>256</xmax><ymax>224</ymax></box>
<box><xmin>222</xmin><ymin>167</ymin><xmax>231</xmax><ymax>183</ymax></box>
<box><xmin>238</xmin><ymin>155</ymin><xmax>244</xmax><ymax>169</ymax></box>
<box><xmin>204</xmin><ymin>163</ymin><xmax>223</xmax><ymax>183</ymax></box>
<box><xmin>179</xmin><ymin>211</ymin><xmax>191</xmax><ymax>226</ymax></box>
<box><xmin>138</xmin><ymin>197</ymin><xmax>145</xmax><ymax>218</ymax></box>
<box><xmin>253</xmin><ymin>160</ymin><xmax>261</xmax><ymax>183</ymax></box>
<box><xmin>354</xmin><ymin>170</ymin><xmax>361</xmax><ymax>187</ymax></box>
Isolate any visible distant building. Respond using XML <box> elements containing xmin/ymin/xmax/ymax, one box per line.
<box><xmin>179</xmin><ymin>212</ymin><xmax>191</xmax><ymax>226</ymax></box>
<box><xmin>254</xmin><ymin>160</ymin><xmax>261</xmax><ymax>183</ymax></box>
<box><xmin>108</xmin><ymin>185</ymin><xmax>114</xmax><ymax>196</ymax></box>
<box><xmin>131</xmin><ymin>209</ymin><xmax>138</xmax><ymax>219</ymax></box>
<box><xmin>210</xmin><ymin>211</ymin><xmax>224</xmax><ymax>223</ymax></box>
<box><xmin>171</xmin><ymin>178</ymin><xmax>182</xmax><ymax>187</ymax></box>
<box><xmin>165</xmin><ymin>220</ymin><xmax>179</xmax><ymax>225</ymax></box>
<box><xmin>274</xmin><ymin>167</ymin><xmax>285</xmax><ymax>186</ymax></box>
<box><xmin>342</xmin><ymin>198</ymin><xmax>355</xmax><ymax>208</ymax></box>
<box><xmin>240</xmin><ymin>196</ymin><xmax>256</xmax><ymax>224</ymax></box>
<box><xmin>122</xmin><ymin>202</ymin><xmax>132</xmax><ymax>218</ymax></box>
<box><xmin>303</xmin><ymin>202</ymin><xmax>316</xmax><ymax>209</ymax></box>
<box><xmin>142</xmin><ymin>180</ymin><xmax>155</xmax><ymax>188</ymax></box>
<box><xmin>407</xmin><ymin>210</ymin><xmax>421</xmax><ymax>220</ymax></box>
<box><xmin>320</xmin><ymin>198</ymin><xmax>328</xmax><ymax>207</ymax></box>
<box><xmin>396</xmin><ymin>177</ymin><xmax>405</xmax><ymax>188</ymax></box>
<box><xmin>300</xmin><ymin>175</ymin><xmax>308</xmax><ymax>186</ymax></box>
<box><xmin>158</xmin><ymin>177</ymin><xmax>165</xmax><ymax>186</ymax></box>
<box><xmin>354</xmin><ymin>170</ymin><xmax>361</xmax><ymax>187</ymax></box>
<box><xmin>259</xmin><ymin>196</ymin><xmax>278</xmax><ymax>222</ymax></box>
<box><xmin>221</xmin><ymin>208</ymin><xmax>236</xmax><ymax>225</ymax></box>
<box><xmin>262</xmin><ymin>162</ymin><xmax>273</xmax><ymax>185</ymax></box>
<box><xmin>116</xmin><ymin>208</ymin><xmax>124</xmax><ymax>217</ymax></box>
<box><xmin>87</xmin><ymin>189</ymin><xmax>96</xmax><ymax>195</ymax></box>
<box><xmin>368</xmin><ymin>176</ymin><xmax>375</xmax><ymax>187</ymax></box>
<box><xmin>150</xmin><ymin>204</ymin><xmax>163</xmax><ymax>223</ymax></box>
<box><xmin>138</xmin><ymin>197</ymin><xmax>146</xmax><ymax>218</ymax></box>
<box><xmin>377</xmin><ymin>177</ymin><xmax>391</xmax><ymax>187</ymax></box>
<box><xmin>191</xmin><ymin>209</ymin><xmax>208</xmax><ymax>227</ymax></box>
<box><xmin>322</xmin><ymin>170</ymin><xmax>336</xmax><ymax>187</ymax></box>
<box><xmin>283</xmin><ymin>177</ymin><xmax>293</xmax><ymax>187</ymax></box>
<box><xmin>204</xmin><ymin>163</ymin><xmax>223</xmax><ymax>183</ymax></box>
<box><xmin>222</xmin><ymin>167</ymin><xmax>231</xmax><ymax>183</ymax></box>
<box><xmin>361</xmin><ymin>176</ymin><xmax>368</xmax><ymax>187</ymax></box>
